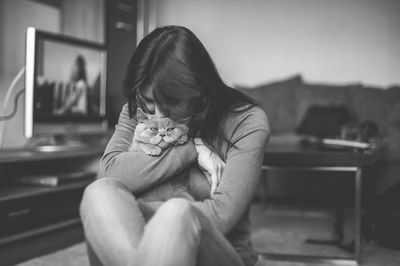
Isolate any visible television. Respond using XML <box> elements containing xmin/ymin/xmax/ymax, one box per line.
<box><xmin>25</xmin><ymin>27</ymin><xmax>107</xmax><ymax>151</ymax></box>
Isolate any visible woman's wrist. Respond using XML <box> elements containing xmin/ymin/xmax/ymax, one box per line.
<box><xmin>175</xmin><ymin>139</ymin><xmax>198</xmax><ymax>163</ymax></box>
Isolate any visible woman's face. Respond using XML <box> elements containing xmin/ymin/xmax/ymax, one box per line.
<box><xmin>138</xmin><ymin>88</ymin><xmax>165</xmax><ymax>117</ymax></box>
<box><xmin>138</xmin><ymin>87</ymin><xmax>193</xmax><ymax>123</ymax></box>
<box><xmin>70</xmin><ymin>63</ymin><xmax>79</xmax><ymax>81</ymax></box>
<box><xmin>138</xmin><ymin>88</ymin><xmax>155</xmax><ymax>112</ymax></box>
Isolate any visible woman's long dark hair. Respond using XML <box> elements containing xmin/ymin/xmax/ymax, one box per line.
<box><xmin>123</xmin><ymin>25</ymin><xmax>256</xmax><ymax>144</ymax></box>
<box><xmin>72</xmin><ymin>55</ymin><xmax>87</xmax><ymax>82</ymax></box>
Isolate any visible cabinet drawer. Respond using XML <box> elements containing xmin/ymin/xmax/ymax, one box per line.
<box><xmin>0</xmin><ymin>188</ymin><xmax>84</xmax><ymax>238</ymax></box>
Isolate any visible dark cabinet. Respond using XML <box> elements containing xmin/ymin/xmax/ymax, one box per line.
<box><xmin>106</xmin><ymin>0</ymin><xmax>137</xmax><ymax>127</ymax></box>
<box><xmin>0</xmin><ymin>148</ymin><xmax>103</xmax><ymax>244</ymax></box>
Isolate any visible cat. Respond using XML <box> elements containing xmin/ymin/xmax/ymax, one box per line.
<box><xmin>130</xmin><ymin>108</ymin><xmax>195</xmax><ymax>201</ymax></box>
<box><xmin>129</xmin><ymin>108</ymin><xmax>188</xmax><ymax>156</ymax></box>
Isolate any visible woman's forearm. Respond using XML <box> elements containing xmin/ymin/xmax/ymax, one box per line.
<box><xmin>98</xmin><ymin>104</ymin><xmax>198</xmax><ymax>193</ymax></box>
<box><xmin>99</xmin><ymin>141</ymin><xmax>198</xmax><ymax>193</ymax></box>
<box><xmin>192</xmin><ymin>108</ymin><xmax>270</xmax><ymax>234</ymax></box>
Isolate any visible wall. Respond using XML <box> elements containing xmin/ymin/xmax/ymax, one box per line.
<box><xmin>0</xmin><ymin>0</ymin><xmax>61</xmax><ymax>148</ymax></box>
<box><xmin>0</xmin><ymin>0</ymin><xmax>104</xmax><ymax>149</ymax></box>
<box><xmin>41</xmin><ymin>42</ymin><xmax>102</xmax><ymax>86</ymax></box>
<box><xmin>154</xmin><ymin>0</ymin><xmax>400</xmax><ymax>88</ymax></box>
<box><xmin>62</xmin><ymin>0</ymin><xmax>104</xmax><ymax>43</ymax></box>
<box><xmin>0</xmin><ymin>1</ymin><xmax>61</xmax><ymax>82</ymax></box>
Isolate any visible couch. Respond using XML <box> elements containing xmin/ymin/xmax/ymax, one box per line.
<box><xmin>238</xmin><ymin>75</ymin><xmax>400</xmax><ymax>194</ymax></box>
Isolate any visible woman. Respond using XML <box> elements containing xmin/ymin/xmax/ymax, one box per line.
<box><xmin>56</xmin><ymin>55</ymin><xmax>88</xmax><ymax>115</ymax></box>
<box><xmin>80</xmin><ymin>25</ymin><xmax>270</xmax><ymax>266</ymax></box>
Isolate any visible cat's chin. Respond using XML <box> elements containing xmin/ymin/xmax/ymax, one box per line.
<box><xmin>158</xmin><ymin>141</ymin><xmax>170</xmax><ymax>149</ymax></box>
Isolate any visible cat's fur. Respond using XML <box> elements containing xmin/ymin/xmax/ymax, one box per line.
<box><xmin>129</xmin><ymin>108</ymin><xmax>188</xmax><ymax>156</ymax></box>
<box><xmin>130</xmin><ymin>108</ymin><xmax>195</xmax><ymax>201</ymax></box>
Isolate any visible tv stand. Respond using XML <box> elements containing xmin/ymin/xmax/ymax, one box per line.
<box><xmin>24</xmin><ymin>135</ymin><xmax>104</xmax><ymax>152</ymax></box>
<box><xmin>0</xmin><ymin>146</ymin><xmax>104</xmax><ymax>245</ymax></box>
<box><xmin>29</xmin><ymin>143</ymin><xmax>90</xmax><ymax>153</ymax></box>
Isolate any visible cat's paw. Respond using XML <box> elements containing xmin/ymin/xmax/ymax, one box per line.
<box><xmin>149</xmin><ymin>136</ymin><xmax>162</xmax><ymax>145</ymax></box>
<box><xmin>158</xmin><ymin>141</ymin><xmax>171</xmax><ymax>150</ymax></box>
<box><xmin>144</xmin><ymin>146</ymin><xmax>162</xmax><ymax>156</ymax></box>
<box><xmin>129</xmin><ymin>143</ymin><xmax>139</xmax><ymax>152</ymax></box>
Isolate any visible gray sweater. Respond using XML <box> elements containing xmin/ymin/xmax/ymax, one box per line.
<box><xmin>99</xmin><ymin>103</ymin><xmax>270</xmax><ymax>266</ymax></box>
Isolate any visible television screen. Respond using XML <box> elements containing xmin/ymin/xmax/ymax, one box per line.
<box><xmin>25</xmin><ymin>27</ymin><xmax>107</xmax><ymax>138</ymax></box>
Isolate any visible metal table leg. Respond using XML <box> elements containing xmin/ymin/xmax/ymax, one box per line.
<box><xmin>355</xmin><ymin>167</ymin><xmax>362</xmax><ymax>264</ymax></box>
<box><xmin>258</xmin><ymin>166</ymin><xmax>363</xmax><ymax>265</ymax></box>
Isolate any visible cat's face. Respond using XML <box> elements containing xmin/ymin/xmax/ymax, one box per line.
<box><xmin>135</xmin><ymin>108</ymin><xmax>189</xmax><ymax>145</ymax></box>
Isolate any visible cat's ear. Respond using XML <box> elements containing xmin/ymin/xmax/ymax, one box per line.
<box><xmin>176</xmin><ymin>123</ymin><xmax>189</xmax><ymax>134</ymax></box>
<box><xmin>137</xmin><ymin>108</ymin><xmax>149</xmax><ymax>122</ymax></box>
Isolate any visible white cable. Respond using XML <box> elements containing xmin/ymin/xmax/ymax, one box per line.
<box><xmin>2</xmin><ymin>67</ymin><xmax>25</xmax><ymax>115</ymax></box>
<box><xmin>0</xmin><ymin>66</ymin><xmax>26</xmax><ymax>149</ymax></box>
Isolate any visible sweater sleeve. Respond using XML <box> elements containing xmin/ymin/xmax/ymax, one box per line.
<box><xmin>98</xmin><ymin>104</ymin><xmax>198</xmax><ymax>193</ymax></box>
<box><xmin>192</xmin><ymin>108</ymin><xmax>270</xmax><ymax>234</ymax></box>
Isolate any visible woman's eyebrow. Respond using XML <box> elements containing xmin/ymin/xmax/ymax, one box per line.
<box><xmin>138</xmin><ymin>89</ymin><xmax>154</xmax><ymax>102</ymax></box>
<box><xmin>142</xmin><ymin>95</ymin><xmax>154</xmax><ymax>102</ymax></box>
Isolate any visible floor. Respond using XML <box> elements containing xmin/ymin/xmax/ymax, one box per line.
<box><xmin>4</xmin><ymin>202</ymin><xmax>400</xmax><ymax>266</ymax></box>
<box><xmin>0</xmin><ymin>225</ymin><xmax>84</xmax><ymax>266</ymax></box>
<box><xmin>251</xmin><ymin>203</ymin><xmax>400</xmax><ymax>266</ymax></box>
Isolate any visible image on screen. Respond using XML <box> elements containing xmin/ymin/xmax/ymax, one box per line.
<box><xmin>33</xmin><ymin>38</ymin><xmax>106</xmax><ymax>122</ymax></box>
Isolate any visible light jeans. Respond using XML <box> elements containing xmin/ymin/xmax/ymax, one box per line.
<box><xmin>79</xmin><ymin>177</ymin><xmax>245</xmax><ymax>266</ymax></box>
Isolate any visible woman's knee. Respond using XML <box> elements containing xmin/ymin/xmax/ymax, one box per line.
<box><xmin>80</xmin><ymin>177</ymin><xmax>129</xmax><ymax>217</ymax></box>
<box><xmin>161</xmin><ymin>198</ymin><xmax>192</xmax><ymax>213</ymax></box>
<box><xmin>158</xmin><ymin>198</ymin><xmax>201</xmax><ymax>228</ymax></box>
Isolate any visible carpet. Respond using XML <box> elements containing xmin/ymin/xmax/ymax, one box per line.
<box><xmin>17</xmin><ymin>204</ymin><xmax>400</xmax><ymax>266</ymax></box>
<box><xmin>17</xmin><ymin>243</ymin><xmax>88</xmax><ymax>266</ymax></box>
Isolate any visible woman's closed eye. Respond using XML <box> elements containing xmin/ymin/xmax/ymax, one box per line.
<box><xmin>136</xmin><ymin>89</ymin><xmax>156</xmax><ymax>114</ymax></box>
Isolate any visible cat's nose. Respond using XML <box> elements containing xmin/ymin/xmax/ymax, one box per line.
<box><xmin>159</xmin><ymin>133</ymin><xmax>165</xmax><ymax>137</ymax></box>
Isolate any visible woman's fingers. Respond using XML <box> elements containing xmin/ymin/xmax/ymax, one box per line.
<box><xmin>202</xmin><ymin>166</ymin><xmax>218</xmax><ymax>195</ymax></box>
<box><xmin>210</xmin><ymin>180</ymin><xmax>217</xmax><ymax>195</ymax></box>
<box><xmin>201</xmin><ymin>168</ymin><xmax>212</xmax><ymax>184</ymax></box>
<box><xmin>209</xmin><ymin>170</ymin><xmax>218</xmax><ymax>195</ymax></box>
<box><xmin>194</xmin><ymin>138</ymin><xmax>226</xmax><ymax>194</ymax></box>
<box><xmin>212</xmin><ymin>154</ymin><xmax>225</xmax><ymax>184</ymax></box>
<box><xmin>217</xmin><ymin>163</ymin><xmax>223</xmax><ymax>183</ymax></box>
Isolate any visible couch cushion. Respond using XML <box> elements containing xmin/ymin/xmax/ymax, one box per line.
<box><xmin>237</xmin><ymin>76</ymin><xmax>301</xmax><ymax>133</ymax></box>
<box><xmin>296</xmin><ymin>104</ymin><xmax>351</xmax><ymax>138</ymax></box>
<box><xmin>294</xmin><ymin>82</ymin><xmax>351</xmax><ymax>128</ymax></box>
<box><xmin>385</xmin><ymin>100</ymin><xmax>400</xmax><ymax>161</ymax></box>
<box><xmin>348</xmin><ymin>85</ymin><xmax>390</xmax><ymax>133</ymax></box>
<box><xmin>385</xmin><ymin>87</ymin><xmax>400</xmax><ymax>133</ymax></box>
<box><xmin>237</xmin><ymin>76</ymin><xmax>400</xmax><ymax>193</ymax></box>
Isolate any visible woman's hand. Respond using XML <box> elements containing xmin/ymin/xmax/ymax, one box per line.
<box><xmin>194</xmin><ymin>138</ymin><xmax>225</xmax><ymax>195</ymax></box>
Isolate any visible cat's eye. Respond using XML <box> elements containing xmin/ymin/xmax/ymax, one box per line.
<box><xmin>166</xmin><ymin>128</ymin><xmax>175</xmax><ymax>132</ymax></box>
<box><xmin>149</xmin><ymin>127</ymin><xmax>158</xmax><ymax>132</ymax></box>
